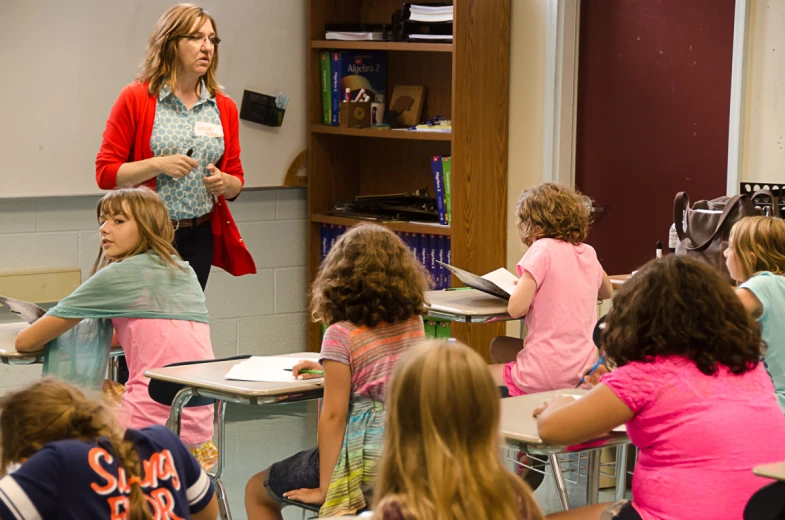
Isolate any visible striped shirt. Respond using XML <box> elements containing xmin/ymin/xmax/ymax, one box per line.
<box><xmin>320</xmin><ymin>316</ymin><xmax>425</xmax><ymax>402</ymax></box>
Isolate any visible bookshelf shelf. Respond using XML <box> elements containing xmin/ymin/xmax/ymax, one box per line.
<box><xmin>308</xmin><ymin>0</ymin><xmax>511</xmax><ymax>359</ymax></box>
<box><xmin>311</xmin><ymin>40</ymin><xmax>453</xmax><ymax>52</ymax></box>
<box><xmin>311</xmin><ymin>124</ymin><xmax>452</xmax><ymax>141</ymax></box>
<box><xmin>311</xmin><ymin>213</ymin><xmax>452</xmax><ymax>236</ymax></box>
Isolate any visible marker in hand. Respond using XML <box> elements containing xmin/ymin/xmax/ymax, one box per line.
<box><xmin>576</xmin><ymin>354</ymin><xmax>606</xmax><ymax>388</ymax></box>
<box><xmin>186</xmin><ymin>148</ymin><xmax>194</xmax><ymax>157</ymax></box>
<box><xmin>284</xmin><ymin>368</ymin><xmax>324</xmax><ymax>376</ymax></box>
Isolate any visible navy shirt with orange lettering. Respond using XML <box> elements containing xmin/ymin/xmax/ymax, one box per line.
<box><xmin>0</xmin><ymin>425</ymin><xmax>213</xmax><ymax>520</ymax></box>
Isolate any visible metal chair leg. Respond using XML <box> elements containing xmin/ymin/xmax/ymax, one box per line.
<box><xmin>214</xmin><ymin>478</ymin><xmax>233</xmax><ymax>520</ymax></box>
<box><xmin>165</xmin><ymin>387</ymin><xmax>194</xmax><ymax>435</ymax></box>
<box><xmin>587</xmin><ymin>450</ymin><xmax>601</xmax><ymax>505</ymax></box>
<box><xmin>549</xmin><ymin>454</ymin><xmax>570</xmax><ymax>511</ymax></box>
<box><xmin>615</xmin><ymin>445</ymin><xmax>628</xmax><ymax>501</ymax></box>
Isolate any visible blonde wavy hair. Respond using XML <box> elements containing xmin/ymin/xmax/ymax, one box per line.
<box><xmin>1</xmin><ymin>378</ymin><xmax>152</xmax><ymax>520</ymax></box>
<box><xmin>515</xmin><ymin>182</ymin><xmax>589</xmax><ymax>246</ymax></box>
<box><xmin>374</xmin><ymin>340</ymin><xmax>543</xmax><ymax>520</ymax></box>
<box><xmin>310</xmin><ymin>223</ymin><xmax>429</xmax><ymax>327</ymax></box>
<box><xmin>137</xmin><ymin>4</ymin><xmax>221</xmax><ymax>97</ymax></box>
<box><xmin>91</xmin><ymin>188</ymin><xmax>182</xmax><ymax>274</ymax></box>
<box><xmin>729</xmin><ymin>216</ymin><xmax>785</xmax><ymax>281</ymax></box>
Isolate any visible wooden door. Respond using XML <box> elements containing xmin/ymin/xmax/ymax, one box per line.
<box><xmin>574</xmin><ymin>0</ymin><xmax>735</xmax><ymax>275</ymax></box>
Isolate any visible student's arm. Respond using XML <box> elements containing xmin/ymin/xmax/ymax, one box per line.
<box><xmin>736</xmin><ymin>288</ymin><xmax>764</xmax><ymax>319</ymax></box>
<box><xmin>285</xmin><ymin>359</ymin><xmax>351</xmax><ymax>504</ymax></box>
<box><xmin>534</xmin><ymin>384</ymin><xmax>633</xmax><ymax>446</ymax></box>
<box><xmin>507</xmin><ymin>271</ymin><xmax>537</xmax><ymax>318</ymax></box>
<box><xmin>598</xmin><ymin>271</ymin><xmax>613</xmax><ymax>300</ymax></box>
<box><xmin>15</xmin><ymin>315</ymin><xmax>83</xmax><ymax>352</ymax></box>
<box><xmin>191</xmin><ymin>496</ymin><xmax>219</xmax><ymax>520</ymax></box>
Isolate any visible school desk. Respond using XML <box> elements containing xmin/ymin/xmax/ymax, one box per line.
<box><xmin>145</xmin><ymin>353</ymin><xmax>324</xmax><ymax>520</ymax></box>
<box><xmin>0</xmin><ymin>321</ymin><xmax>125</xmax><ymax>377</ymax></box>
<box><xmin>500</xmin><ymin>389</ymin><xmax>631</xmax><ymax>511</ymax></box>
<box><xmin>610</xmin><ymin>274</ymin><xmax>631</xmax><ymax>289</ymax></box>
<box><xmin>425</xmin><ymin>288</ymin><xmax>514</xmax><ymax>322</ymax></box>
<box><xmin>754</xmin><ymin>461</ymin><xmax>785</xmax><ymax>481</ymax></box>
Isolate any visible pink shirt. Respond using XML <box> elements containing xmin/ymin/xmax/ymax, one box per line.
<box><xmin>510</xmin><ymin>238</ymin><xmax>602</xmax><ymax>393</ymax></box>
<box><xmin>602</xmin><ymin>357</ymin><xmax>785</xmax><ymax>520</ymax></box>
<box><xmin>113</xmin><ymin>318</ymin><xmax>215</xmax><ymax>446</ymax></box>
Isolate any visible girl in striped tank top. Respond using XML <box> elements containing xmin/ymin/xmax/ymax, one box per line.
<box><xmin>245</xmin><ymin>223</ymin><xmax>428</xmax><ymax>519</ymax></box>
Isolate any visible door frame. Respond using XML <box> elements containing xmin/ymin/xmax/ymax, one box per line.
<box><xmin>542</xmin><ymin>0</ymin><xmax>751</xmax><ymax>195</ymax></box>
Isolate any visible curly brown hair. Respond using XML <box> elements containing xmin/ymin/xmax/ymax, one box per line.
<box><xmin>515</xmin><ymin>183</ymin><xmax>589</xmax><ymax>245</ymax></box>
<box><xmin>310</xmin><ymin>223</ymin><xmax>429</xmax><ymax>327</ymax></box>
<box><xmin>603</xmin><ymin>255</ymin><xmax>762</xmax><ymax>375</ymax></box>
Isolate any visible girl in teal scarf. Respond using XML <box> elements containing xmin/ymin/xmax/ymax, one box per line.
<box><xmin>15</xmin><ymin>188</ymin><xmax>216</xmax><ymax>460</ymax></box>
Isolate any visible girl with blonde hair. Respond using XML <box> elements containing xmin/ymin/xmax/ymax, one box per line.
<box><xmin>245</xmin><ymin>224</ymin><xmax>427</xmax><ymax>519</ymax></box>
<box><xmin>725</xmin><ymin>215</ymin><xmax>785</xmax><ymax>413</ymax></box>
<box><xmin>374</xmin><ymin>340</ymin><xmax>543</xmax><ymax>520</ymax></box>
<box><xmin>15</xmin><ymin>188</ymin><xmax>217</xmax><ymax>468</ymax></box>
<box><xmin>0</xmin><ymin>378</ymin><xmax>217</xmax><ymax>520</ymax></box>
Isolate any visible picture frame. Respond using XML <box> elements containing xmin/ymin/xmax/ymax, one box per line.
<box><xmin>388</xmin><ymin>85</ymin><xmax>426</xmax><ymax>127</ymax></box>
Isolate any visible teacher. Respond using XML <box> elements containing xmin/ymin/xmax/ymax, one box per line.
<box><xmin>96</xmin><ymin>3</ymin><xmax>255</xmax><ymax>290</ymax></box>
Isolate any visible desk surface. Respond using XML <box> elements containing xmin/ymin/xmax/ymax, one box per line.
<box><xmin>610</xmin><ymin>274</ymin><xmax>631</xmax><ymax>288</ymax></box>
<box><xmin>144</xmin><ymin>353</ymin><xmax>323</xmax><ymax>399</ymax></box>
<box><xmin>500</xmin><ymin>389</ymin><xmax>628</xmax><ymax>450</ymax></box>
<box><xmin>754</xmin><ymin>461</ymin><xmax>785</xmax><ymax>481</ymax></box>
<box><xmin>425</xmin><ymin>289</ymin><xmax>512</xmax><ymax>322</ymax></box>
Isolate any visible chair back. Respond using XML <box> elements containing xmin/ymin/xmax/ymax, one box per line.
<box><xmin>147</xmin><ymin>355</ymin><xmax>252</xmax><ymax>407</ymax></box>
<box><xmin>593</xmin><ymin>314</ymin><xmax>607</xmax><ymax>348</ymax></box>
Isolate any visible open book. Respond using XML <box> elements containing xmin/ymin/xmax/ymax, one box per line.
<box><xmin>0</xmin><ymin>296</ymin><xmax>46</xmax><ymax>324</ymax></box>
<box><xmin>436</xmin><ymin>261</ymin><xmax>518</xmax><ymax>300</ymax></box>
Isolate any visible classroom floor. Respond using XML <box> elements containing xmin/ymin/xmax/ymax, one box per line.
<box><xmin>220</xmin><ymin>403</ymin><xmax>629</xmax><ymax>520</ymax></box>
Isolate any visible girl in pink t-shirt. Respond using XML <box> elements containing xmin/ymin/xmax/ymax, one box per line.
<box><xmin>534</xmin><ymin>255</ymin><xmax>785</xmax><ymax>520</ymax></box>
<box><xmin>15</xmin><ymin>188</ymin><xmax>215</xmax><ymax>460</ymax></box>
<box><xmin>490</xmin><ymin>183</ymin><xmax>613</xmax><ymax>395</ymax></box>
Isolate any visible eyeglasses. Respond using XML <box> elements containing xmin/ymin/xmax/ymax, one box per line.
<box><xmin>182</xmin><ymin>34</ymin><xmax>221</xmax><ymax>47</ymax></box>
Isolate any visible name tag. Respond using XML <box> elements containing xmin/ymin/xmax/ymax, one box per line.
<box><xmin>194</xmin><ymin>121</ymin><xmax>224</xmax><ymax>138</ymax></box>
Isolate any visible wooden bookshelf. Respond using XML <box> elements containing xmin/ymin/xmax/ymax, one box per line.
<box><xmin>311</xmin><ymin>124</ymin><xmax>452</xmax><ymax>141</ymax></box>
<box><xmin>311</xmin><ymin>213</ymin><xmax>452</xmax><ymax>236</ymax></box>
<box><xmin>307</xmin><ymin>0</ymin><xmax>510</xmax><ymax>361</ymax></box>
<box><xmin>311</xmin><ymin>40</ymin><xmax>453</xmax><ymax>53</ymax></box>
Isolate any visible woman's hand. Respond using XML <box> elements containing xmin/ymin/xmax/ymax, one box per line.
<box><xmin>157</xmin><ymin>154</ymin><xmax>198</xmax><ymax>178</ymax></box>
<box><xmin>292</xmin><ymin>360</ymin><xmax>323</xmax><ymax>380</ymax></box>
<box><xmin>283</xmin><ymin>487</ymin><xmax>326</xmax><ymax>505</ymax></box>
<box><xmin>533</xmin><ymin>394</ymin><xmax>577</xmax><ymax>418</ymax></box>
<box><xmin>204</xmin><ymin>164</ymin><xmax>229</xmax><ymax>196</ymax></box>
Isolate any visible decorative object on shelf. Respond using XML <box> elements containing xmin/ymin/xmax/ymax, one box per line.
<box><xmin>239</xmin><ymin>90</ymin><xmax>286</xmax><ymax>127</ymax></box>
<box><xmin>283</xmin><ymin>149</ymin><xmax>307</xmax><ymax>188</ymax></box>
<box><xmin>339</xmin><ymin>101</ymin><xmax>371</xmax><ymax>128</ymax></box>
<box><xmin>388</xmin><ymin>85</ymin><xmax>426</xmax><ymax>127</ymax></box>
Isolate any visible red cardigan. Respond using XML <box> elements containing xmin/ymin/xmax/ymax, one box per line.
<box><xmin>95</xmin><ymin>81</ymin><xmax>256</xmax><ymax>276</ymax></box>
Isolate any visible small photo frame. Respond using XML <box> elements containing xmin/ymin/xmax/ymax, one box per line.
<box><xmin>389</xmin><ymin>85</ymin><xmax>426</xmax><ymax>127</ymax></box>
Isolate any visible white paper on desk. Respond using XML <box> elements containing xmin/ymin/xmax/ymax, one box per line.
<box><xmin>563</xmin><ymin>394</ymin><xmax>626</xmax><ymax>432</ymax></box>
<box><xmin>225</xmin><ymin>355</ymin><xmax>323</xmax><ymax>384</ymax></box>
<box><xmin>481</xmin><ymin>268</ymin><xmax>518</xmax><ymax>296</ymax></box>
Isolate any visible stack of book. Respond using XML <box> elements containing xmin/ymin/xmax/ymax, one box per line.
<box><xmin>404</xmin><ymin>4</ymin><xmax>453</xmax><ymax>42</ymax></box>
<box><xmin>408</xmin><ymin>4</ymin><xmax>453</xmax><ymax>22</ymax></box>
<box><xmin>431</xmin><ymin>156</ymin><xmax>452</xmax><ymax>226</ymax></box>
<box><xmin>319</xmin><ymin>224</ymin><xmax>452</xmax><ymax>290</ymax></box>
<box><xmin>319</xmin><ymin>50</ymin><xmax>387</xmax><ymax>126</ymax></box>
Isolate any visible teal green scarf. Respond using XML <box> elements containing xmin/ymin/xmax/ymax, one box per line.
<box><xmin>43</xmin><ymin>252</ymin><xmax>208</xmax><ymax>389</ymax></box>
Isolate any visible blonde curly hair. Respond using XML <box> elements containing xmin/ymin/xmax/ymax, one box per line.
<box><xmin>515</xmin><ymin>183</ymin><xmax>589</xmax><ymax>246</ymax></box>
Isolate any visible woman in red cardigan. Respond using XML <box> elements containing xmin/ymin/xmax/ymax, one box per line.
<box><xmin>96</xmin><ymin>3</ymin><xmax>255</xmax><ymax>291</ymax></box>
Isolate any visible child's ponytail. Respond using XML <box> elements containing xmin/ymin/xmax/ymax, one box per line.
<box><xmin>106</xmin><ymin>430</ymin><xmax>152</xmax><ymax>520</ymax></box>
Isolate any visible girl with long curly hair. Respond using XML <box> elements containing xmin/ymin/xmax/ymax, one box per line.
<box><xmin>245</xmin><ymin>224</ymin><xmax>427</xmax><ymax>519</ymax></box>
<box><xmin>534</xmin><ymin>255</ymin><xmax>785</xmax><ymax>520</ymax></box>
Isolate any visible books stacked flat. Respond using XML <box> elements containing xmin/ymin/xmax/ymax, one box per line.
<box><xmin>326</xmin><ymin>31</ymin><xmax>384</xmax><ymax>41</ymax></box>
<box><xmin>409</xmin><ymin>4</ymin><xmax>454</xmax><ymax>23</ymax></box>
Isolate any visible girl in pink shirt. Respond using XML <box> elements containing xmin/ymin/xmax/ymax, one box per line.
<box><xmin>490</xmin><ymin>183</ymin><xmax>613</xmax><ymax>395</ymax></box>
<box><xmin>534</xmin><ymin>255</ymin><xmax>785</xmax><ymax>520</ymax></box>
<box><xmin>15</xmin><ymin>188</ymin><xmax>215</xmax><ymax>465</ymax></box>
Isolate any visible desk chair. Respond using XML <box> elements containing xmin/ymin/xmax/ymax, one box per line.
<box><xmin>148</xmin><ymin>355</ymin><xmax>251</xmax><ymax>520</ymax></box>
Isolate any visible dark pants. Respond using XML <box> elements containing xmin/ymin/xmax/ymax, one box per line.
<box><xmin>115</xmin><ymin>219</ymin><xmax>213</xmax><ymax>384</ymax></box>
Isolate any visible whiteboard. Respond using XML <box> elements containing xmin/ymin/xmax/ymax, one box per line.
<box><xmin>0</xmin><ymin>0</ymin><xmax>306</xmax><ymax>198</ymax></box>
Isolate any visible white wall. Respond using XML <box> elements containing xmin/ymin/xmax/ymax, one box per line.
<box><xmin>742</xmin><ymin>0</ymin><xmax>785</xmax><ymax>184</ymax></box>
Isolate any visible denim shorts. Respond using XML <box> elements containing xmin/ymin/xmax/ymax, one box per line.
<box><xmin>265</xmin><ymin>447</ymin><xmax>320</xmax><ymax>500</ymax></box>
<box><xmin>601</xmin><ymin>501</ymin><xmax>642</xmax><ymax>520</ymax></box>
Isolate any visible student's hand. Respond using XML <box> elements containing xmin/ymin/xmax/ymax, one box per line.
<box><xmin>578</xmin><ymin>363</ymin><xmax>611</xmax><ymax>389</ymax></box>
<box><xmin>204</xmin><ymin>164</ymin><xmax>228</xmax><ymax>196</ymax></box>
<box><xmin>157</xmin><ymin>154</ymin><xmax>198</xmax><ymax>178</ymax></box>
<box><xmin>283</xmin><ymin>487</ymin><xmax>326</xmax><ymax>505</ymax></box>
<box><xmin>533</xmin><ymin>395</ymin><xmax>576</xmax><ymax>417</ymax></box>
<box><xmin>292</xmin><ymin>360</ymin><xmax>323</xmax><ymax>380</ymax></box>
